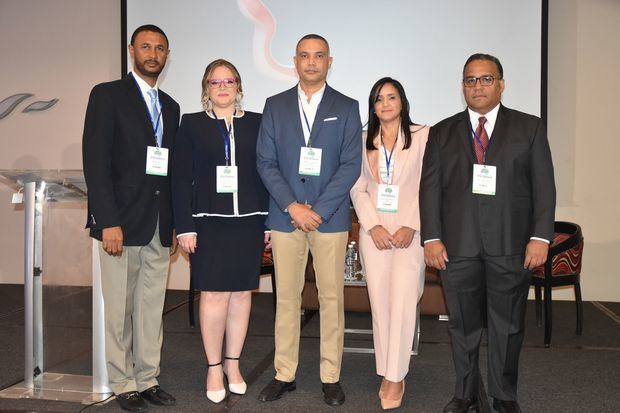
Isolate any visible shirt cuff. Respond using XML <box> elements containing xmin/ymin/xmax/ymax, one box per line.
<box><xmin>424</xmin><ymin>238</ymin><xmax>440</xmax><ymax>244</ymax></box>
<box><xmin>530</xmin><ymin>236</ymin><xmax>550</xmax><ymax>244</ymax></box>
<box><xmin>177</xmin><ymin>232</ymin><xmax>197</xmax><ymax>239</ymax></box>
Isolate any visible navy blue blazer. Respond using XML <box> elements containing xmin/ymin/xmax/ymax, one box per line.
<box><xmin>256</xmin><ymin>84</ymin><xmax>362</xmax><ymax>232</ymax></box>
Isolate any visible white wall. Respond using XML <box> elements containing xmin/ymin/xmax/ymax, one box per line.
<box><xmin>0</xmin><ymin>0</ymin><xmax>618</xmax><ymax>301</ymax></box>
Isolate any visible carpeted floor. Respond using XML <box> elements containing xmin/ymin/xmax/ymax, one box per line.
<box><xmin>0</xmin><ymin>285</ymin><xmax>619</xmax><ymax>412</ymax></box>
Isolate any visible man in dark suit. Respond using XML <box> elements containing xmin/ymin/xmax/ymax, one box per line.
<box><xmin>82</xmin><ymin>24</ymin><xmax>180</xmax><ymax>412</ymax></box>
<box><xmin>256</xmin><ymin>34</ymin><xmax>362</xmax><ymax>406</ymax></box>
<box><xmin>420</xmin><ymin>54</ymin><xmax>555</xmax><ymax>413</ymax></box>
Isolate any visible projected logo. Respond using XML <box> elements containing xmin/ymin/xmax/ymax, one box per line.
<box><xmin>237</xmin><ymin>0</ymin><xmax>297</xmax><ymax>81</ymax></box>
<box><xmin>0</xmin><ymin>93</ymin><xmax>59</xmax><ymax>120</ymax></box>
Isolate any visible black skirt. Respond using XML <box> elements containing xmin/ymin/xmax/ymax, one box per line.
<box><xmin>189</xmin><ymin>215</ymin><xmax>265</xmax><ymax>291</ymax></box>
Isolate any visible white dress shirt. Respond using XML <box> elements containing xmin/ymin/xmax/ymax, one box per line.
<box><xmin>297</xmin><ymin>83</ymin><xmax>326</xmax><ymax>146</ymax></box>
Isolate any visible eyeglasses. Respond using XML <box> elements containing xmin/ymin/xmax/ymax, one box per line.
<box><xmin>462</xmin><ymin>75</ymin><xmax>498</xmax><ymax>87</ymax></box>
<box><xmin>206</xmin><ymin>78</ymin><xmax>237</xmax><ymax>88</ymax></box>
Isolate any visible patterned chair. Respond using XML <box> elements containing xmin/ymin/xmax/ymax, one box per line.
<box><xmin>531</xmin><ymin>221</ymin><xmax>584</xmax><ymax>347</ymax></box>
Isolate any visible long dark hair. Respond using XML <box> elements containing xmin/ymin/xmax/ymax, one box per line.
<box><xmin>366</xmin><ymin>77</ymin><xmax>414</xmax><ymax>150</ymax></box>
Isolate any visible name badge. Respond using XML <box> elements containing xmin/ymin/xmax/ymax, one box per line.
<box><xmin>299</xmin><ymin>147</ymin><xmax>322</xmax><ymax>176</ymax></box>
<box><xmin>376</xmin><ymin>184</ymin><xmax>399</xmax><ymax>212</ymax></box>
<box><xmin>146</xmin><ymin>146</ymin><xmax>169</xmax><ymax>176</ymax></box>
<box><xmin>216</xmin><ymin>165</ymin><xmax>238</xmax><ymax>193</ymax></box>
<box><xmin>472</xmin><ymin>164</ymin><xmax>496</xmax><ymax>195</ymax></box>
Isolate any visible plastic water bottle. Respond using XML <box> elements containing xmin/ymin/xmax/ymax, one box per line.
<box><xmin>345</xmin><ymin>242</ymin><xmax>355</xmax><ymax>280</ymax></box>
<box><xmin>350</xmin><ymin>241</ymin><xmax>363</xmax><ymax>279</ymax></box>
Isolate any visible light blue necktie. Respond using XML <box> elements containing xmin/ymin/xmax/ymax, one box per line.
<box><xmin>147</xmin><ymin>88</ymin><xmax>163</xmax><ymax>147</ymax></box>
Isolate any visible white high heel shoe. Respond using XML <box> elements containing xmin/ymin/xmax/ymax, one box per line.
<box><xmin>206</xmin><ymin>362</ymin><xmax>226</xmax><ymax>403</ymax></box>
<box><xmin>224</xmin><ymin>356</ymin><xmax>247</xmax><ymax>395</ymax></box>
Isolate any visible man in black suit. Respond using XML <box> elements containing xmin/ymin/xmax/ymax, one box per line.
<box><xmin>420</xmin><ymin>54</ymin><xmax>555</xmax><ymax>413</ymax></box>
<box><xmin>82</xmin><ymin>24</ymin><xmax>180</xmax><ymax>412</ymax></box>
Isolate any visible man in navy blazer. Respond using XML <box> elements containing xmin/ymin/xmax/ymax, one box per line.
<box><xmin>82</xmin><ymin>25</ymin><xmax>179</xmax><ymax>412</ymax></box>
<box><xmin>256</xmin><ymin>34</ymin><xmax>362</xmax><ymax>406</ymax></box>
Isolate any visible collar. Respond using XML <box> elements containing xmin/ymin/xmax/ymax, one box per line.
<box><xmin>467</xmin><ymin>103</ymin><xmax>500</xmax><ymax>129</ymax></box>
<box><xmin>131</xmin><ymin>71</ymin><xmax>159</xmax><ymax>95</ymax></box>
<box><xmin>205</xmin><ymin>109</ymin><xmax>245</xmax><ymax>119</ymax></box>
<box><xmin>297</xmin><ymin>83</ymin><xmax>326</xmax><ymax>105</ymax></box>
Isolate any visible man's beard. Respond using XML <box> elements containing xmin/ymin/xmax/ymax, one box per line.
<box><xmin>135</xmin><ymin>59</ymin><xmax>163</xmax><ymax>78</ymax></box>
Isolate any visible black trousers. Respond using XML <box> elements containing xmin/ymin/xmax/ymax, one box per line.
<box><xmin>440</xmin><ymin>254</ymin><xmax>531</xmax><ymax>401</ymax></box>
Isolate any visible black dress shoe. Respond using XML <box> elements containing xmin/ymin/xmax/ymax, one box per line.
<box><xmin>493</xmin><ymin>398</ymin><xmax>522</xmax><ymax>413</ymax></box>
<box><xmin>322</xmin><ymin>382</ymin><xmax>345</xmax><ymax>406</ymax></box>
<box><xmin>140</xmin><ymin>385</ymin><xmax>176</xmax><ymax>406</ymax></box>
<box><xmin>116</xmin><ymin>391</ymin><xmax>149</xmax><ymax>412</ymax></box>
<box><xmin>257</xmin><ymin>378</ymin><xmax>296</xmax><ymax>402</ymax></box>
<box><xmin>443</xmin><ymin>397</ymin><xmax>480</xmax><ymax>413</ymax></box>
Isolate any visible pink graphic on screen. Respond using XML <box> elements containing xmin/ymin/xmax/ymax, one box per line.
<box><xmin>237</xmin><ymin>0</ymin><xmax>297</xmax><ymax>79</ymax></box>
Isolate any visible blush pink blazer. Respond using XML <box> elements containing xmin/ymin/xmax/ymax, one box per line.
<box><xmin>350</xmin><ymin>124</ymin><xmax>429</xmax><ymax>233</ymax></box>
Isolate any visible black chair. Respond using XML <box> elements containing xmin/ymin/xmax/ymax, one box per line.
<box><xmin>531</xmin><ymin>221</ymin><xmax>584</xmax><ymax>347</ymax></box>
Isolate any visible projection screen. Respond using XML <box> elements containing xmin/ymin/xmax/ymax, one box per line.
<box><xmin>125</xmin><ymin>0</ymin><xmax>545</xmax><ymax>126</ymax></box>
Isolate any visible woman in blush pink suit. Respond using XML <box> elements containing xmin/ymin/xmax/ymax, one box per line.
<box><xmin>350</xmin><ymin>77</ymin><xmax>428</xmax><ymax>410</ymax></box>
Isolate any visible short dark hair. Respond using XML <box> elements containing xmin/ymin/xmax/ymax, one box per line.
<box><xmin>366</xmin><ymin>77</ymin><xmax>415</xmax><ymax>151</ymax></box>
<box><xmin>463</xmin><ymin>53</ymin><xmax>503</xmax><ymax>79</ymax></box>
<box><xmin>296</xmin><ymin>34</ymin><xmax>330</xmax><ymax>54</ymax></box>
<box><xmin>130</xmin><ymin>24</ymin><xmax>169</xmax><ymax>48</ymax></box>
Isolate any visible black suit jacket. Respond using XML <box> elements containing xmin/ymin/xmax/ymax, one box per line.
<box><xmin>419</xmin><ymin>105</ymin><xmax>556</xmax><ymax>257</ymax></box>
<box><xmin>82</xmin><ymin>73</ymin><xmax>180</xmax><ymax>247</ymax></box>
<box><xmin>171</xmin><ymin>111</ymin><xmax>269</xmax><ymax>235</ymax></box>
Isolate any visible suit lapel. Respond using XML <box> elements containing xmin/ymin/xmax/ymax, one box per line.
<box><xmin>284</xmin><ymin>87</ymin><xmax>306</xmax><ymax>147</ymax></box>
<box><xmin>391</xmin><ymin>126</ymin><xmax>410</xmax><ymax>183</ymax></box>
<box><xmin>124</xmin><ymin>73</ymin><xmax>157</xmax><ymax>146</ymax></box>
<box><xmin>308</xmin><ymin>85</ymin><xmax>336</xmax><ymax>147</ymax></box>
<box><xmin>159</xmin><ymin>91</ymin><xmax>176</xmax><ymax>150</ymax></box>
<box><xmin>457</xmin><ymin>109</ymin><xmax>477</xmax><ymax>164</ymax></box>
<box><xmin>367</xmin><ymin>133</ymin><xmax>381</xmax><ymax>183</ymax></box>
<box><xmin>484</xmin><ymin>104</ymin><xmax>508</xmax><ymax>165</ymax></box>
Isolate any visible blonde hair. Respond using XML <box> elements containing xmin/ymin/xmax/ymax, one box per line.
<box><xmin>201</xmin><ymin>59</ymin><xmax>244</xmax><ymax>111</ymax></box>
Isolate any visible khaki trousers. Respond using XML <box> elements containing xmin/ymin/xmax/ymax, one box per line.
<box><xmin>271</xmin><ymin>229</ymin><xmax>348</xmax><ymax>383</ymax></box>
<box><xmin>98</xmin><ymin>224</ymin><xmax>170</xmax><ymax>394</ymax></box>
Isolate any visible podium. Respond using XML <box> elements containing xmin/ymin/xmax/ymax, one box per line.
<box><xmin>0</xmin><ymin>170</ymin><xmax>112</xmax><ymax>403</ymax></box>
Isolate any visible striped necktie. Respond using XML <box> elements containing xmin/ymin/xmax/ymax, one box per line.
<box><xmin>474</xmin><ymin>116</ymin><xmax>489</xmax><ymax>164</ymax></box>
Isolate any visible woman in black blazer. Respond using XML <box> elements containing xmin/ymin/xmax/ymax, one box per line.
<box><xmin>171</xmin><ymin>59</ymin><xmax>269</xmax><ymax>403</ymax></box>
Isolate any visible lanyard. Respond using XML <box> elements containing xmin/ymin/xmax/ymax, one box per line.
<box><xmin>152</xmin><ymin>110</ymin><xmax>162</xmax><ymax>147</ymax></box>
<box><xmin>213</xmin><ymin>112</ymin><xmax>233</xmax><ymax>166</ymax></box>
<box><xmin>471</xmin><ymin>125</ymin><xmax>487</xmax><ymax>163</ymax></box>
<box><xmin>381</xmin><ymin>132</ymin><xmax>397</xmax><ymax>184</ymax></box>
<box><xmin>298</xmin><ymin>95</ymin><xmax>317</xmax><ymax>147</ymax></box>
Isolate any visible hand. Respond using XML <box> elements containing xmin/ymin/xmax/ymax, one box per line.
<box><xmin>523</xmin><ymin>239</ymin><xmax>549</xmax><ymax>270</ymax></box>
<box><xmin>369</xmin><ymin>225</ymin><xmax>393</xmax><ymax>250</ymax></box>
<box><xmin>102</xmin><ymin>226</ymin><xmax>123</xmax><ymax>256</ymax></box>
<box><xmin>288</xmin><ymin>202</ymin><xmax>322</xmax><ymax>232</ymax></box>
<box><xmin>264</xmin><ymin>232</ymin><xmax>272</xmax><ymax>250</ymax></box>
<box><xmin>424</xmin><ymin>240</ymin><xmax>449</xmax><ymax>270</ymax></box>
<box><xmin>391</xmin><ymin>226</ymin><xmax>415</xmax><ymax>249</ymax></box>
<box><xmin>178</xmin><ymin>234</ymin><xmax>197</xmax><ymax>254</ymax></box>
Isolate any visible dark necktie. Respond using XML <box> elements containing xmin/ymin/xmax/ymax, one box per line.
<box><xmin>474</xmin><ymin>116</ymin><xmax>489</xmax><ymax>164</ymax></box>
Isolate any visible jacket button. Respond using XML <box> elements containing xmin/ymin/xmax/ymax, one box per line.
<box><xmin>154</xmin><ymin>190</ymin><xmax>160</xmax><ymax>195</ymax></box>
<box><xmin>301</xmin><ymin>178</ymin><xmax>306</xmax><ymax>183</ymax></box>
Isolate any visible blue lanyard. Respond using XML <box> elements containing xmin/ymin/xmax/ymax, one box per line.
<box><xmin>381</xmin><ymin>132</ymin><xmax>397</xmax><ymax>184</ymax></box>
<box><xmin>213</xmin><ymin>112</ymin><xmax>233</xmax><ymax>165</ymax></box>
<box><xmin>152</xmin><ymin>110</ymin><xmax>162</xmax><ymax>147</ymax></box>
<box><xmin>298</xmin><ymin>96</ymin><xmax>316</xmax><ymax>147</ymax></box>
